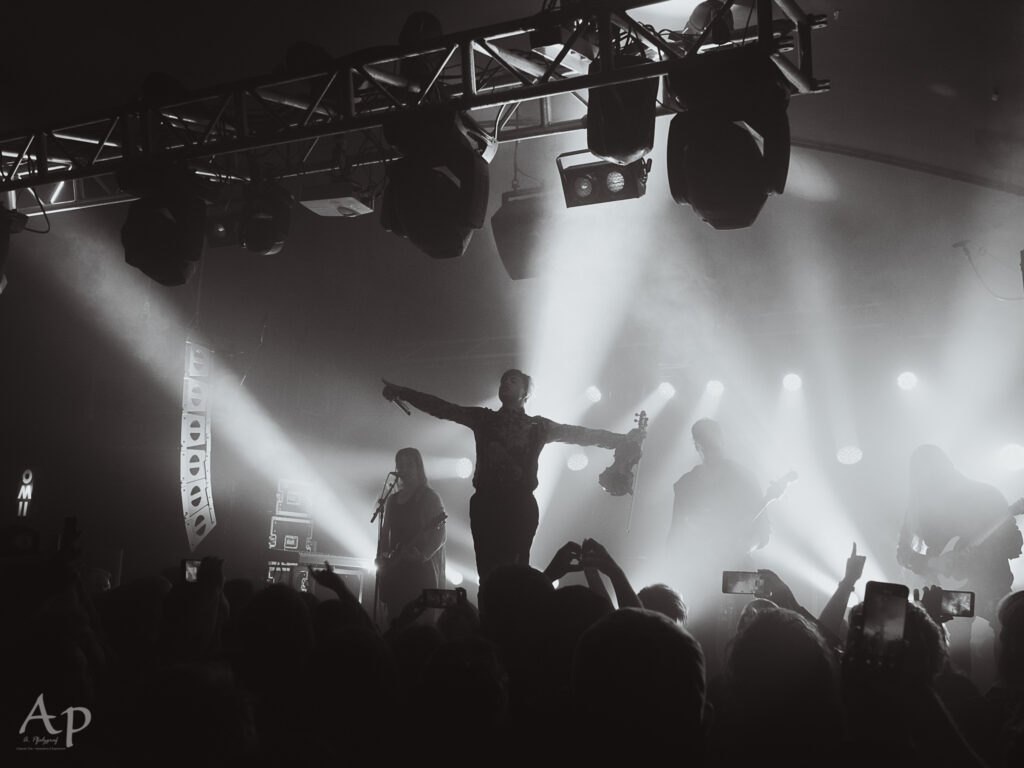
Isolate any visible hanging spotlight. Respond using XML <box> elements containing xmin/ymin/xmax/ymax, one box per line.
<box><xmin>118</xmin><ymin>164</ymin><xmax>207</xmax><ymax>286</ymax></box>
<box><xmin>381</xmin><ymin>109</ymin><xmax>494</xmax><ymax>259</ymax></box>
<box><xmin>240</xmin><ymin>183</ymin><xmax>292</xmax><ymax>256</ymax></box>
<box><xmin>490</xmin><ymin>186</ymin><xmax>560</xmax><ymax>280</ymax></box>
<box><xmin>897</xmin><ymin>371</ymin><xmax>918</xmax><ymax>391</ymax></box>
<box><xmin>836</xmin><ymin>446</ymin><xmax>863</xmax><ymax>465</ymax></box>
<box><xmin>567</xmin><ymin>452</ymin><xmax>589</xmax><ymax>471</ymax></box>
<box><xmin>664</xmin><ymin>42</ymin><xmax>792</xmax><ymax>229</ymax></box>
<box><xmin>587</xmin><ymin>52</ymin><xmax>658</xmax><ymax>166</ymax></box>
<box><xmin>204</xmin><ymin>208</ymin><xmax>240</xmax><ymax>248</ymax></box>
<box><xmin>677</xmin><ymin>1</ymin><xmax>735</xmax><ymax>53</ymax></box>
<box><xmin>782</xmin><ymin>373</ymin><xmax>803</xmax><ymax>391</ymax></box>
<box><xmin>706</xmin><ymin>380</ymin><xmax>724</xmax><ymax>396</ymax></box>
<box><xmin>0</xmin><ymin>204</ymin><xmax>27</xmax><ymax>295</ymax></box>
<box><xmin>557</xmin><ymin>150</ymin><xmax>650</xmax><ymax>208</ymax></box>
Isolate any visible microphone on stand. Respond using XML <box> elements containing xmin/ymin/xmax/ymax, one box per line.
<box><xmin>371</xmin><ymin>473</ymin><xmax>400</xmax><ymax>523</ymax></box>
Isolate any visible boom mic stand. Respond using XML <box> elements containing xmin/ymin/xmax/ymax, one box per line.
<box><xmin>371</xmin><ymin>471</ymin><xmax>400</xmax><ymax>628</ymax></box>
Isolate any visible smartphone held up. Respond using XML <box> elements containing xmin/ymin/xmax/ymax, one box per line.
<box><xmin>722</xmin><ymin>570</ymin><xmax>765</xmax><ymax>595</ymax></box>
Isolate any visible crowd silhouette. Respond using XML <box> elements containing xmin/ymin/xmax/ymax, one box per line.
<box><xmin>4</xmin><ymin>520</ymin><xmax>1024</xmax><ymax>767</ymax></box>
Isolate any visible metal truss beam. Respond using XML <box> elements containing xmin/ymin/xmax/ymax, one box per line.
<box><xmin>1</xmin><ymin>0</ymin><xmax>827</xmax><ymax>216</ymax></box>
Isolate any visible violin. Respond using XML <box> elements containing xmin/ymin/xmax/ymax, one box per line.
<box><xmin>599</xmin><ymin>411</ymin><xmax>648</xmax><ymax>497</ymax></box>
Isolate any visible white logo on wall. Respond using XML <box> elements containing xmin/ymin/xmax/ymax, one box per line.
<box><xmin>17</xmin><ymin>693</ymin><xmax>91</xmax><ymax>750</ymax></box>
<box><xmin>17</xmin><ymin>469</ymin><xmax>33</xmax><ymax>517</ymax></box>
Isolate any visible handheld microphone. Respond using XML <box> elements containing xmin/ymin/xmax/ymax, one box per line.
<box><xmin>391</xmin><ymin>398</ymin><xmax>411</xmax><ymax>415</ymax></box>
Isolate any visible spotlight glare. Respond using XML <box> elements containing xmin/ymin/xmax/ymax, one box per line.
<box><xmin>897</xmin><ymin>371</ymin><xmax>918</xmax><ymax>391</ymax></box>
<box><xmin>567</xmin><ymin>453</ymin><xmax>589</xmax><ymax>471</ymax></box>
<box><xmin>706</xmin><ymin>379</ymin><xmax>724</xmax><ymax>396</ymax></box>
<box><xmin>783</xmin><ymin>373</ymin><xmax>803</xmax><ymax>391</ymax></box>
<box><xmin>574</xmin><ymin>175</ymin><xmax>595</xmax><ymax>198</ymax></box>
<box><xmin>836</xmin><ymin>446</ymin><xmax>863</xmax><ymax>465</ymax></box>
<box><xmin>658</xmin><ymin>381</ymin><xmax>676</xmax><ymax>399</ymax></box>
<box><xmin>999</xmin><ymin>443</ymin><xmax>1024</xmax><ymax>472</ymax></box>
<box><xmin>446</xmin><ymin>567</ymin><xmax>464</xmax><ymax>586</ymax></box>
<box><xmin>585</xmin><ymin>385</ymin><xmax>603</xmax><ymax>403</ymax></box>
<box><xmin>455</xmin><ymin>458</ymin><xmax>473</xmax><ymax>478</ymax></box>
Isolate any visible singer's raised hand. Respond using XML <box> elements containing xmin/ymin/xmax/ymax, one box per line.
<box><xmin>382</xmin><ymin>379</ymin><xmax>401</xmax><ymax>401</ymax></box>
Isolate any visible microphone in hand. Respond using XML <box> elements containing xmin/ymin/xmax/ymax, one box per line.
<box><xmin>382</xmin><ymin>380</ymin><xmax>411</xmax><ymax>414</ymax></box>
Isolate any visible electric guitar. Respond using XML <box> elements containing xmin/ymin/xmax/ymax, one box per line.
<box><xmin>752</xmin><ymin>470</ymin><xmax>799</xmax><ymax>522</ymax></box>
<box><xmin>914</xmin><ymin>497</ymin><xmax>1024</xmax><ymax>589</ymax></box>
<box><xmin>599</xmin><ymin>410</ymin><xmax>648</xmax><ymax>497</ymax></box>
<box><xmin>377</xmin><ymin>512</ymin><xmax>448</xmax><ymax>566</ymax></box>
<box><xmin>747</xmin><ymin>470</ymin><xmax>798</xmax><ymax>552</ymax></box>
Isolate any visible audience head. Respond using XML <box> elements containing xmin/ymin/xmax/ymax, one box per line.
<box><xmin>573</xmin><ymin>608</ymin><xmax>706</xmax><ymax>750</ymax></box>
<box><xmin>736</xmin><ymin>597</ymin><xmax>778</xmax><ymax>635</ymax></box>
<box><xmin>638</xmin><ymin>583</ymin><xmax>688</xmax><ymax>625</ymax></box>
<box><xmin>726</xmin><ymin>607</ymin><xmax>843</xmax><ymax>746</ymax></box>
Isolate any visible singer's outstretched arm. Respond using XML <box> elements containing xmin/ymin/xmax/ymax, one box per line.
<box><xmin>382</xmin><ymin>380</ymin><xmax>478</xmax><ymax>428</ymax></box>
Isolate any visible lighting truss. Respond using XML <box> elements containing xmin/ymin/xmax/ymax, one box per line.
<box><xmin>0</xmin><ymin>0</ymin><xmax>827</xmax><ymax>216</ymax></box>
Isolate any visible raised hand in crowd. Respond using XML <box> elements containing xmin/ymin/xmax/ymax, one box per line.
<box><xmin>915</xmin><ymin>584</ymin><xmax>952</xmax><ymax>626</ymax></box>
<box><xmin>818</xmin><ymin>542</ymin><xmax>867</xmax><ymax>646</ymax></box>
<box><xmin>581</xmin><ymin>538</ymin><xmax>642</xmax><ymax>609</ymax></box>
<box><xmin>542</xmin><ymin>541</ymin><xmax>583</xmax><ymax>582</ymax></box>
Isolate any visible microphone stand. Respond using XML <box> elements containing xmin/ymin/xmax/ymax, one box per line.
<box><xmin>371</xmin><ymin>472</ymin><xmax>400</xmax><ymax>628</ymax></box>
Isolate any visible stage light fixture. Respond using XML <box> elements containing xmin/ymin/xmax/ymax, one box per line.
<box><xmin>381</xmin><ymin>109</ymin><xmax>494</xmax><ymax>259</ymax></box>
<box><xmin>897</xmin><ymin>371</ymin><xmax>918</xmax><ymax>391</ymax></box>
<box><xmin>782</xmin><ymin>373</ymin><xmax>802</xmax><ymax>391</ymax></box>
<box><xmin>241</xmin><ymin>183</ymin><xmax>292</xmax><ymax>256</ymax></box>
<box><xmin>836</xmin><ymin>446</ymin><xmax>863</xmax><ymax>465</ymax></box>
<box><xmin>706</xmin><ymin>380</ymin><xmax>724</xmax><ymax>396</ymax></box>
<box><xmin>298</xmin><ymin>181</ymin><xmax>374</xmax><ymax>218</ymax></box>
<box><xmin>490</xmin><ymin>186</ymin><xmax>560</xmax><ymax>280</ymax></box>
<box><xmin>118</xmin><ymin>165</ymin><xmax>207</xmax><ymax>286</ymax></box>
<box><xmin>587</xmin><ymin>53</ymin><xmax>658</xmax><ymax>166</ymax></box>
<box><xmin>585</xmin><ymin>386</ymin><xmax>603</xmax><ymax>403</ymax></box>
<box><xmin>455</xmin><ymin>458</ymin><xmax>473</xmax><ymax>478</ymax></box>
<box><xmin>658</xmin><ymin>382</ymin><xmax>677</xmax><ymax>398</ymax></box>
<box><xmin>1</xmin><ymin>204</ymin><xmax>28</xmax><ymax>295</ymax></box>
<box><xmin>678</xmin><ymin>0</ymin><xmax>735</xmax><ymax>53</ymax></box>
<box><xmin>664</xmin><ymin>44</ymin><xmax>792</xmax><ymax>229</ymax></box>
<box><xmin>446</xmin><ymin>566</ymin><xmax>464</xmax><ymax>586</ymax></box>
<box><xmin>204</xmin><ymin>209</ymin><xmax>240</xmax><ymax>248</ymax></box>
<box><xmin>567</xmin><ymin>452</ymin><xmax>589</xmax><ymax>471</ymax></box>
<box><xmin>557</xmin><ymin>150</ymin><xmax>651</xmax><ymax>208</ymax></box>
